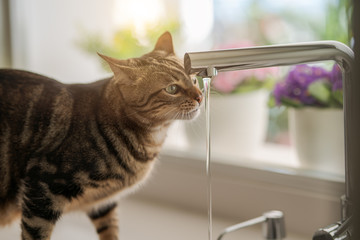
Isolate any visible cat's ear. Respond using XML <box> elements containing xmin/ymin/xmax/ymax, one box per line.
<box><xmin>97</xmin><ymin>53</ymin><xmax>134</xmax><ymax>82</ymax></box>
<box><xmin>97</xmin><ymin>53</ymin><xmax>127</xmax><ymax>74</ymax></box>
<box><xmin>153</xmin><ymin>31</ymin><xmax>174</xmax><ymax>54</ymax></box>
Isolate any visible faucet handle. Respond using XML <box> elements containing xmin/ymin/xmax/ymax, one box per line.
<box><xmin>217</xmin><ymin>210</ymin><xmax>286</xmax><ymax>240</ymax></box>
<box><xmin>263</xmin><ymin>211</ymin><xmax>286</xmax><ymax>240</ymax></box>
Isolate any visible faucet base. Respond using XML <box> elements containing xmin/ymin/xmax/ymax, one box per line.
<box><xmin>313</xmin><ymin>218</ymin><xmax>352</xmax><ymax>240</ymax></box>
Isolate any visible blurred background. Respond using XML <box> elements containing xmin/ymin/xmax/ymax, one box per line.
<box><xmin>0</xmin><ymin>0</ymin><xmax>351</xmax><ymax>164</ymax></box>
<box><xmin>0</xmin><ymin>0</ymin><xmax>353</xmax><ymax>239</ymax></box>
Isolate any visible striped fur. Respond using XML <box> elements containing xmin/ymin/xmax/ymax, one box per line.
<box><xmin>0</xmin><ymin>32</ymin><xmax>202</xmax><ymax>240</ymax></box>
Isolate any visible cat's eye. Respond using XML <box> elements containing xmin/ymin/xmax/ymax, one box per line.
<box><xmin>165</xmin><ymin>85</ymin><xmax>179</xmax><ymax>94</ymax></box>
<box><xmin>193</xmin><ymin>77</ymin><xmax>197</xmax><ymax>85</ymax></box>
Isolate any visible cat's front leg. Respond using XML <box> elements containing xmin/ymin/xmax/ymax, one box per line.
<box><xmin>21</xmin><ymin>217</ymin><xmax>57</xmax><ymax>240</ymax></box>
<box><xmin>88</xmin><ymin>202</ymin><xmax>119</xmax><ymax>240</ymax></box>
<box><xmin>21</xmin><ymin>181</ymin><xmax>64</xmax><ymax>240</ymax></box>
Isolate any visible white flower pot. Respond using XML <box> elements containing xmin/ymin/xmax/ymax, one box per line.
<box><xmin>185</xmin><ymin>90</ymin><xmax>269</xmax><ymax>158</ymax></box>
<box><xmin>289</xmin><ymin>108</ymin><xmax>345</xmax><ymax>175</ymax></box>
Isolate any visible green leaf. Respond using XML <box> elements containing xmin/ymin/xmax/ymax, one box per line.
<box><xmin>232</xmin><ymin>84</ymin><xmax>261</xmax><ymax>94</ymax></box>
<box><xmin>76</xmin><ymin>18</ymin><xmax>181</xmax><ymax>65</ymax></box>
<box><xmin>308</xmin><ymin>80</ymin><xmax>331</xmax><ymax>104</ymax></box>
<box><xmin>262</xmin><ymin>77</ymin><xmax>276</xmax><ymax>90</ymax></box>
<box><xmin>281</xmin><ymin>97</ymin><xmax>304</xmax><ymax>108</ymax></box>
<box><xmin>268</xmin><ymin>94</ymin><xmax>276</xmax><ymax>108</ymax></box>
<box><xmin>331</xmin><ymin>90</ymin><xmax>343</xmax><ymax>107</ymax></box>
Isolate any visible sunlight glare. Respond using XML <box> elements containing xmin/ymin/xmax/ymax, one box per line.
<box><xmin>113</xmin><ymin>0</ymin><xmax>165</xmax><ymax>39</ymax></box>
<box><xmin>180</xmin><ymin>0</ymin><xmax>213</xmax><ymax>46</ymax></box>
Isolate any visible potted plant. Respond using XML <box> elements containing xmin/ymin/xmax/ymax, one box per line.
<box><xmin>186</xmin><ymin>43</ymin><xmax>278</xmax><ymax>158</ymax></box>
<box><xmin>270</xmin><ymin>64</ymin><xmax>344</xmax><ymax>174</ymax></box>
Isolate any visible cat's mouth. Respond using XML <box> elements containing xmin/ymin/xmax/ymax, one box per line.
<box><xmin>178</xmin><ymin>108</ymin><xmax>200</xmax><ymax>120</ymax></box>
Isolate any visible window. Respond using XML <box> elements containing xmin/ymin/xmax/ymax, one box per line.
<box><xmin>0</xmin><ymin>0</ymin><xmax>11</xmax><ymax>67</ymax></box>
<box><xmin>3</xmin><ymin>0</ymin><xmax>350</xmax><ymax>178</ymax></box>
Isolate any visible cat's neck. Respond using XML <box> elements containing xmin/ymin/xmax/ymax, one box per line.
<box><xmin>149</xmin><ymin>121</ymin><xmax>172</xmax><ymax>145</ymax></box>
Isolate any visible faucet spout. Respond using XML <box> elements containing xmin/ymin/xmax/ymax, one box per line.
<box><xmin>184</xmin><ymin>41</ymin><xmax>353</xmax><ymax>76</ymax></box>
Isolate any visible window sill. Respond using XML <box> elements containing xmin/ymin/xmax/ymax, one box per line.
<box><xmin>162</xmin><ymin>142</ymin><xmax>345</xmax><ymax>184</ymax></box>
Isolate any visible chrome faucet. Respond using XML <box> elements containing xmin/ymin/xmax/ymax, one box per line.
<box><xmin>184</xmin><ymin>41</ymin><xmax>355</xmax><ymax>239</ymax></box>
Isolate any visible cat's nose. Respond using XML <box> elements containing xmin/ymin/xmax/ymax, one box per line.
<box><xmin>195</xmin><ymin>94</ymin><xmax>203</xmax><ymax>104</ymax></box>
<box><xmin>191</xmin><ymin>88</ymin><xmax>203</xmax><ymax>104</ymax></box>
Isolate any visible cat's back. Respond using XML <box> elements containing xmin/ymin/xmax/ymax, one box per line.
<box><xmin>0</xmin><ymin>69</ymin><xmax>74</xmax><ymax>153</ymax></box>
<box><xmin>1</xmin><ymin>67</ymin><xmax>64</xmax><ymax>87</ymax></box>
<box><xmin>0</xmin><ymin>69</ymin><xmax>67</xmax><ymax>110</ymax></box>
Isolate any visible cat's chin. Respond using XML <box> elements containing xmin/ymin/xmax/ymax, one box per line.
<box><xmin>177</xmin><ymin>108</ymin><xmax>200</xmax><ymax>120</ymax></box>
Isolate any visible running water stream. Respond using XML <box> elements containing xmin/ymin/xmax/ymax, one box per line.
<box><xmin>203</xmin><ymin>77</ymin><xmax>212</xmax><ymax>240</ymax></box>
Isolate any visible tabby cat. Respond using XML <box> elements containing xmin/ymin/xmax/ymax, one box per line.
<box><xmin>0</xmin><ymin>32</ymin><xmax>202</xmax><ymax>240</ymax></box>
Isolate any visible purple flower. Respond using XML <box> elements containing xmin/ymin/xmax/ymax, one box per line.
<box><xmin>273</xmin><ymin>65</ymin><xmax>326</xmax><ymax>106</ymax></box>
<box><xmin>272</xmin><ymin>64</ymin><xmax>343</xmax><ymax>108</ymax></box>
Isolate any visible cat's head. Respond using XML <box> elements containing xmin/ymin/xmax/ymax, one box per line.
<box><xmin>99</xmin><ymin>32</ymin><xmax>202</xmax><ymax>124</ymax></box>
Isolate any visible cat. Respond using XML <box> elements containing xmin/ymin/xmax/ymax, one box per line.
<box><xmin>0</xmin><ymin>31</ymin><xmax>203</xmax><ymax>240</ymax></box>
